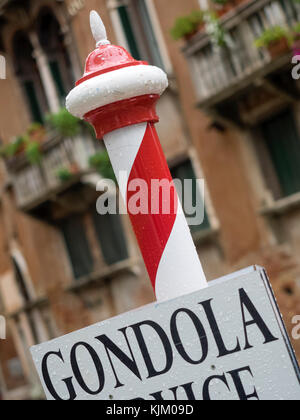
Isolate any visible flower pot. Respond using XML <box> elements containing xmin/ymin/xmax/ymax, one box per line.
<box><xmin>29</xmin><ymin>127</ymin><xmax>46</xmax><ymax>144</ymax></box>
<box><xmin>15</xmin><ymin>143</ymin><xmax>26</xmax><ymax>156</ymax></box>
<box><xmin>215</xmin><ymin>3</ymin><xmax>233</xmax><ymax>17</ymax></box>
<box><xmin>215</xmin><ymin>0</ymin><xmax>249</xmax><ymax>17</ymax></box>
<box><xmin>267</xmin><ymin>37</ymin><xmax>290</xmax><ymax>59</ymax></box>
<box><xmin>184</xmin><ymin>23</ymin><xmax>204</xmax><ymax>41</ymax></box>
<box><xmin>70</xmin><ymin>162</ymin><xmax>80</xmax><ymax>174</ymax></box>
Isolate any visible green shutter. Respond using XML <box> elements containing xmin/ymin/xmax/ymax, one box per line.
<box><xmin>171</xmin><ymin>160</ymin><xmax>210</xmax><ymax>233</ymax></box>
<box><xmin>92</xmin><ymin>210</ymin><xmax>129</xmax><ymax>266</ymax></box>
<box><xmin>261</xmin><ymin>110</ymin><xmax>300</xmax><ymax>197</ymax></box>
<box><xmin>23</xmin><ymin>80</ymin><xmax>43</xmax><ymax>123</ymax></box>
<box><xmin>117</xmin><ymin>5</ymin><xmax>141</xmax><ymax>60</ymax></box>
<box><xmin>49</xmin><ymin>60</ymin><xmax>66</xmax><ymax>100</ymax></box>
<box><xmin>135</xmin><ymin>0</ymin><xmax>164</xmax><ymax>69</ymax></box>
<box><xmin>61</xmin><ymin>216</ymin><xmax>94</xmax><ymax>279</ymax></box>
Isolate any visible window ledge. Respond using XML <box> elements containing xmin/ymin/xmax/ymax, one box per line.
<box><xmin>192</xmin><ymin>227</ymin><xmax>219</xmax><ymax>246</ymax></box>
<box><xmin>260</xmin><ymin>192</ymin><xmax>300</xmax><ymax>217</ymax></box>
<box><xmin>66</xmin><ymin>257</ymin><xmax>141</xmax><ymax>293</ymax></box>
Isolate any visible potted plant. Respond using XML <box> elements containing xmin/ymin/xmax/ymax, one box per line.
<box><xmin>211</xmin><ymin>0</ymin><xmax>233</xmax><ymax>17</ymax></box>
<box><xmin>255</xmin><ymin>26</ymin><xmax>291</xmax><ymax>59</ymax></box>
<box><xmin>4</xmin><ymin>135</ymin><xmax>28</xmax><ymax>158</ymax></box>
<box><xmin>211</xmin><ymin>0</ymin><xmax>247</xmax><ymax>17</ymax></box>
<box><xmin>56</xmin><ymin>167</ymin><xmax>73</xmax><ymax>182</ymax></box>
<box><xmin>89</xmin><ymin>151</ymin><xmax>116</xmax><ymax>182</ymax></box>
<box><xmin>25</xmin><ymin>141</ymin><xmax>42</xmax><ymax>165</ymax></box>
<box><xmin>171</xmin><ymin>10</ymin><xmax>205</xmax><ymax>41</ymax></box>
<box><xmin>27</xmin><ymin>122</ymin><xmax>46</xmax><ymax>144</ymax></box>
<box><xmin>46</xmin><ymin>108</ymin><xmax>81</xmax><ymax>138</ymax></box>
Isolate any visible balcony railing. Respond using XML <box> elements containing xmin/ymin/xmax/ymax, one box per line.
<box><xmin>183</xmin><ymin>0</ymin><xmax>300</xmax><ymax>108</ymax></box>
<box><xmin>8</xmin><ymin>132</ymin><xmax>102</xmax><ymax>210</ymax></box>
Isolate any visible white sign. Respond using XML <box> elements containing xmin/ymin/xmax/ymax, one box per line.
<box><xmin>31</xmin><ymin>266</ymin><xmax>300</xmax><ymax>400</ymax></box>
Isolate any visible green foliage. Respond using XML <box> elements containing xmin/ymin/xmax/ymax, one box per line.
<box><xmin>27</xmin><ymin>122</ymin><xmax>43</xmax><ymax>136</ymax></box>
<box><xmin>89</xmin><ymin>151</ymin><xmax>116</xmax><ymax>182</ymax></box>
<box><xmin>46</xmin><ymin>108</ymin><xmax>81</xmax><ymax>138</ymax></box>
<box><xmin>254</xmin><ymin>26</ymin><xmax>290</xmax><ymax>48</ymax></box>
<box><xmin>189</xmin><ymin>10</ymin><xmax>205</xmax><ymax>26</ymax></box>
<box><xmin>211</xmin><ymin>0</ymin><xmax>228</xmax><ymax>4</ymax></box>
<box><xmin>293</xmin><ymin>22</ymin><xmax>300</xmax><ymax>34</ymax></box>
<box><xmin>56</xmin><ymin>167</ymin><xmax>73</xmax><ymax>182</ymax></box>
<box><xmin>171</xmin><ymin>10</ymin><xmax>204</xmax><ymax>40</ymax></box>
<box><xmin>25</xmin><ymin>141</ymin><xmax>41</xmax><ymax>165</ymax></box>
<box><xmin>2</xmin><ymin>135</ymin><xmax>27</xmax><ymax>157</ymax></box>
<box><xmin>81</xmin><ymin>120</ymin><xmax>96</xmax><ymax>139</ymax></box>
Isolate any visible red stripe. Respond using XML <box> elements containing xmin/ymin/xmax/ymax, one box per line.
<box><xmin>127</xmin><ymin>123</ymin><xmax>177</xmax><ymax>290</ymax></box>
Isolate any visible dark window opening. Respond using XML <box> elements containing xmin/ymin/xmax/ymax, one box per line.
<box><xmin>117</xmin><ymin>0</ymin><xmax>164</xmax><ymax>69</ymax></box>
<box><xmin>37</xmin><ymin>8</ymin><xmax>74</xmax><ymax>102</ymax></box>
<box><xmin>171</xmin><ymin>160</ymin><xmax>210</xmax><ymax>233</ymax></box>
<box><xmin>117</xmin><ymin>5</ymin><xmax>141</xmax><ymax>61</ymax></box>
<box><xmin>61</xmin><ymin>216</ymin><xmax>94</xmax><ymax>279</ymax></box>
<box><xmin>11</xmin><ymin>257</ymin><xmax>30</xmax><ymax>303</ymax></box>
<box><xmin>260</xmin><ymin>109</ymin><xmax>300</xmax><ymax>198</ymax></box>
<box><xmin>12</xmin><ymin>31</ymin><xmax>48</xmax><ymax>123</ymax></box>
<box><xmin>92</xmin><ymin>208</ymin><xmax>129</xmax><ymax>266</ymax></box>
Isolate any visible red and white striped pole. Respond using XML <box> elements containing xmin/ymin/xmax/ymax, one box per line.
<box><xmin>66</xmin><ymin>11</ymin><xmax>207</xmax><ymax>301</ymax></box>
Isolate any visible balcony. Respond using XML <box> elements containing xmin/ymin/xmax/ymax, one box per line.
<box><xmin>7</xmin><ymin>132</ymin><xmax>103</xmax><ymax>212</ymax></box>
<box><xmin>183</xmin><ymin>0</ymin><xmax>300</xmax><ymax>125</ymax></box>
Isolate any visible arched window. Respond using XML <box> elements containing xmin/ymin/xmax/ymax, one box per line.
<box><xmin>36</xmin><ymin>8</ymin><xmax>74</xmax><ymax>103</ymax></box>
<box><xmin>12</xmin><ymin>31</ymin><xmax>48</xmax><ymax>124</ymax></box>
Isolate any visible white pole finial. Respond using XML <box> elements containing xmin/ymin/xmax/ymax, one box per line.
<box><xmin>90</xmin><ymin>10</ymin><xmax>111</xmax><ymax>47</ymax></box>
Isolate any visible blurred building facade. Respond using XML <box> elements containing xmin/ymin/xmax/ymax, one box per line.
<box><xmin>0</xmin><ymin>0</ymin><xmax>299</xmax><ymax>400</ymax></box>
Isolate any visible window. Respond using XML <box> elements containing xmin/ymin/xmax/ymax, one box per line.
<box><xmin>92</xmin><ymin>209</ymin><xmax>129</xmax><ymax>266</ymax></box>
<box><xmin>115</xmin><ymin>0</ymin><xmax>164</xmax><ymax>69</ymax></box>
<box><xmin>12</xmin><ymin>31</ymin><xmax>48</xmax><ymax>123</ymax></box>
<box><xmin>11</xmin><ymin>257</ymin><xmax>30</xmax><ymax>303</ymax></box>
<box><xmin>61</xmin><ymin>216</ymin><xmax>94</xmax><ymax>279</ymax></box>
<box><xmin>260</xmin><ymin>109</ymin><xmax>300</xmax><ymax>198</ymax></box>
<box><xmin>171</xmin><ymin>160</ymin><xmax>210</xmax><ymax>233</ymax></box>
<box><xmin>37</xmin><ymin>8</ymin><xmax>74</xmax><ymax>103</ymax></box>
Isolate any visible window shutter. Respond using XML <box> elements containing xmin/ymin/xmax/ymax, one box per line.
<box><xmin>92</xmin><ymin>210</ymin><xmax>129</xmax><ymax>266</ymax></box>
<box><xmin>61</xmin><ymin>216</ymin><xmax>94</xmax><ymax>279</ymax></box>
<box><xmin>261</xmin><ymin>110</ymin><xmax>300</xmax><ymax>198</ymax></box>
<box><xmin>171</xmin><ymin>160</ymin><xmax>210</xmax><ymax>233</ymax></box>
<box><xmin>23</xmin><ymin>80</ymin><xmax>43</xmax><ymax>124</ymax></box>
<box><xmin>117</xmin><ymin>5</ymin><xmax>142</xmax><ymax>60</ymax></box>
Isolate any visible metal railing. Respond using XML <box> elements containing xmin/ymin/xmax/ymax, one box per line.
<box><xmin>184</xmin><ymin>0</ymin><xmax>300</xmax><ymax>105</ymax></box>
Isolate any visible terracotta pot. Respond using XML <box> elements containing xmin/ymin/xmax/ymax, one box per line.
<box><xmin>215</xmin><ymin>3</ymin><xmax>233</xmax><ymax>17</ymax></box>
<box><xmin>70</xmin><ymin>162</ymin><xmax>80</xmax><ymax>174</ymax></box>
<box><xmin>15</xmin><ymin>143</ymin><xmax>26</xmax><ymax>156</ymax></box>
<box><xmin>215</xmin><ymin>0</ymin><xmax>249</xmax><ymax>17</ymax></box>
<box><xmin>267</xmin><ymin>37</ymin><xmax>290</xmax><ymax>59</ymax></box>
<box><xmin>184</xmin><ymin>23</ymin><xmax>204</xmax><ymax>41</ymax></box>
<box><xmin>29</xmin><ymin>127</ymin><xmax>46</xmax><ymax>144</ymax></box>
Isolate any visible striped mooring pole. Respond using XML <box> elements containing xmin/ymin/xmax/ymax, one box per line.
<box><xmin>66</xmin><ymin>11</ymin><xmax>207</xmax><ymax>301</ymax></box>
